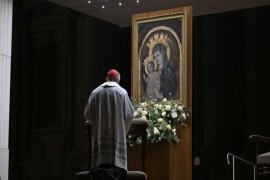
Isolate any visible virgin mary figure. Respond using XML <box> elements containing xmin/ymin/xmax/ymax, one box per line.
<box><xmin>153</xmin><ymin>44</ymin><xmax>177</xmax><ymax>99</ymax></box>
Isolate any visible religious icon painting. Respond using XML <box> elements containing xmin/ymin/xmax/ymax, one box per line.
<box><xmin>131</xmin><ymin>6</ymin><xmax>192</xmax><ymax>106</ymax></box>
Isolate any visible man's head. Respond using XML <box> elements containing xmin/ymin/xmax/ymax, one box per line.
<box><xmin>106</xmin><ymin>69</ymin><xmax>121</xmax><ymax>83</ymax></box>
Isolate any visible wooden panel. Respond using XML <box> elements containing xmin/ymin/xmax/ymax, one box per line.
<box><xmin>128</xmin><ymin>125</ymin><xmax>192</xmax><ymax>180</ymax></box>
<box><xmin>129</xmin><ymin>6</ymin><xmax>192</xmax><ymax>180</ymax></box>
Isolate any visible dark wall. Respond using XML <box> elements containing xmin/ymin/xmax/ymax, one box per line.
<box><xmin>9</xmin><ymin>1</ymin><xmax>270</xmax><ymax>180</ymax></box>
<box><xmin>10</xmin><ymin>1</ymin><xmax>126</xmax><ymax>180</ymax></box>
<box><xmin>193</xmin><ymin>11</ymin><xmax>248</xmax><ymax>180</ymax></box>
<box><xmin>192</xmin><ymin>6</ymin><xmax>270</xmax><ymax>180</ymax></box>
<box><xmin>245</xmin><ymin>7</ymin><xmax>270</xmax><ymax>136</ymax></box>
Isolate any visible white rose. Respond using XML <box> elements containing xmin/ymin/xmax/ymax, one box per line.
<box><xmin>162</xmin><ymin>98</ymin><xmax>167</xmax><ymax>102</ymax></box>
<box><xmin>136</xmin><ymin>138</ymin><xmax>142</xmax><ymax>144</ymax></box>
<box><xmin>171</xmin><ymin>112</ymin><xmax>177</xmax><ymax>118</ymax></box>
<box><xmin>161</xmin><ymin>111</ymin><xmax>166</xmax><ymax>117</ymax></box>
<box><xmin>137</xmin><ymin>108</ymin><xmax>142</xmax><ymax>113</ymax></box>
<box><xmin>154</xmin><ymin>127</ymin><xmax>160</xmax><ymax>135</ymax></box>
<box><xmin>134</xmin><ymin>111</ymin><xmax>139</xmax><ymax>117</ymax></box>
<box><xmin>154</xmin><ymin>104</ymin><xmax>159</xmax><ymax>108</ymax></box>
<box><xmin>167</xmin><ymin>125</ymin><xmax>171</xmax><ymax>130</ymax></box>
<box><xmin>142</xmin><ymin>110</ymin><xmax>148</xmax><ymax>116</ymax></box>
<box><xmin>141</xmin><ymin>115</ymin><xmax>147</xmax><ymax>120</ymax></box>
<box><xmin>165</xmin><ymin>105</ymin><xmax>171</xmax><ymax>111</ymax></box>
<box><xmin>181</xmin><ymin>113</ymin><xmax>186</xmax><ymax>120</ymax></box>
<box><xmin>157</xmin><ymin>118</ymin><xmax>163</xmax><ymax>123</ymax></box>
<box><xmin>172</xmin><ymin>128</ymin><xmax>176</xmax><ymax>135</ymax></box>
<box><xmin>178</xmin><ymin>106</ymin><xmax>183</xmax><ymax>111</ymax></box>
<box><xmin>141</xmin><ymin>102</ymin><xmax>147</xmax><ymax>107</ymax></box>
<box><xmin>158</xmin><ymin>105</ymin><xmax>162</xmax><ymax>110</ymax></box>
<box><xmin>147</xmin><ymin>130</ymin><xmax>151</xmax><ymax>137</ymax></box>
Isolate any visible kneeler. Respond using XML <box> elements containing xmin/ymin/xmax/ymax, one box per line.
<box><xmin>75</xmin><ymin>118</ymin><xmax>148</xmax><ymax>180</ymax></box>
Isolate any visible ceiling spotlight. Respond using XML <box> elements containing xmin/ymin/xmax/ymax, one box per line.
<box><xmin>88</xmin><ymin>0</ymin><xmax>91</xmax><ymax>3</ymax></box>
<box><xmin>119</xmin><ymin>2</ymin><xmax>122</xmax><ymax>6</ymax></box>
<box><xmin>136</xmin><ymin>0</ymin><xmax>139</xmax><ymax>3</ymax></box>
<box><xmin>102</xmin><ymin>5</ymin><xmax>105</xmax><ymax>9</ymax></box>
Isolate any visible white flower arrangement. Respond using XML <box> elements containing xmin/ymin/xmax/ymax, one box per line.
<box><xmin>127</xmin><ymin>98</ymin><xmax>189</xmax><ymax>146</ymax></box>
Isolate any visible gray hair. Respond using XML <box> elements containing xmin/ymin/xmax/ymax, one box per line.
<box><xmin>106</xmin><ymin>74</ymin><xmax>121</xmax><ymax>82</ymax></box>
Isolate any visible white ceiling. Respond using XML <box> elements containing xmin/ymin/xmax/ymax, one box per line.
<box><xmin>49</xmin><ymin>0</ymin><xmax>270</xmax><ymax>27</ymax></box>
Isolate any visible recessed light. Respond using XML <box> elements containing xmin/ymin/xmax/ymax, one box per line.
<box><xmin>88</xmin><ymin>0</ymin><xmax>91</xmax><ymax>3</ymax></box>
<box><xmin>119</xmin><ymin>2</ymin><xmax>122</xmax><ymax>6</ymax></box>
<box><xmin>102</xmin><ymin>5</ymin><xmax>105</xmax><ymax>9</ymax></box>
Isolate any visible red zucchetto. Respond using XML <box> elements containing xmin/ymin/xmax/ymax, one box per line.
<box><xmin>107</xmin><ymin>69</ymin><xmax>119</xmax><ymax>78</ymax></box>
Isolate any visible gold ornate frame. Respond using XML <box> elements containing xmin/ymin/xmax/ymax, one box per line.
<box><xmin>131</xmin><ymin>6</ymin><xmax>192</xmax><ymax>106</ymax></box>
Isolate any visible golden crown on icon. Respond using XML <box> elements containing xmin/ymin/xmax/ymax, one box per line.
<box><xmin>146</xmin><ymin>33</ymin><xmax>170</xmax><ymax>60</ymax></box>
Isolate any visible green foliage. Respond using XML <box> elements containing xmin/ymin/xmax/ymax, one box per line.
<box><xmin>127</xmin><ymin>98</ymin><xmax>188</xmax><ymax>145</ymax></box>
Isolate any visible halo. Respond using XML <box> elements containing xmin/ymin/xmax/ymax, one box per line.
<box><xmin>143</xmin><ymin>56</ymin><xmax>157</xmax><ymax>74</ymax></box>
